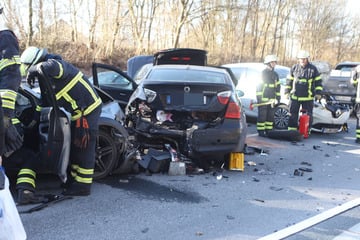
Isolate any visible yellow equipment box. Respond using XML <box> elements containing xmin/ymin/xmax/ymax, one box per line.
<box><xmin>228</xmin><ymin>152</ymin><xmax>244</xmax><ymax>171</ymax></box>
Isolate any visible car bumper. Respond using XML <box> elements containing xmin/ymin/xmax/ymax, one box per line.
<box><xmin>135</xmin><ymin>118</ymin><xmax>246</xmax><ymax>159</ymax></box>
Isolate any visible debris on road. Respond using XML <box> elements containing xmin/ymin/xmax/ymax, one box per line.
<box><xmin>294</xmin><ymin>169</ymin><xmax>304</xmax><ymax>176</ymax></box>
<box><xmin>299</xmin><ymin>167</ymin><xmax>313</xmax><ymax>172</ymax></box>
<box><xmin>270</xmin><ymin>186</ymin><xmax>283</xmax><ymax>191</ymax></box>
<box><xmin>313</xmin><ymin>145</ymin><xmax>322</xmax><ymax>150</ymax></box>
<box><xmin>19</xmin><ymin>194</ymin><xmax>73</xmax><ymax>214</ymax></box>
<box><xmin>300</xmin><ymin>161</ymin><xmax>312</xmax><ymax>166</ymax></box>
<box><xmin>252</xmin><ymin>176</ymin><xmax>260</xmax><ymax>182</ymax></box>
<box><xmin>247</xmin><ymin>161</ymin><xmax>257</xmax><ymax>166</ymax></box>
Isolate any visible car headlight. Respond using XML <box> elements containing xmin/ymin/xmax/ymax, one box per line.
<box><xmin>144</xmin><ymin>88</ymin><xmax>157</xmax><ymax>103</ymax></box>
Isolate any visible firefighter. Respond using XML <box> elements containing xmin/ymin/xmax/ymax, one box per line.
<box><xmin>0</xmin><ymin>7</ymin><xmax>23</xmax><ymax>154</ymax></box>
<box><xmin>256</xmin><ymin>54</ymin><xmax>281</xmax><ymax>137</ymax></box>
<box><xmin>0</xmin><ymin>6</ymin><xmax>38</xmax><ymax>204</ymax></box>
<box><xmin>285</xmin><ymin>50</ymin><xmax>323</xmax><ymax>133</ymax></box>
<box><xmin>20</xmin><ymin>46</ymin><xmax>102</xmax><ymax>196</ymax></box>
<box><xmin>3</xmin><ymin>147</ymin><xmax>46</xmax><ymax>205</ymax></box>
<box><xmin>352</xmin><ymin>65</ymin><xmax>360</xmax><ymax>143</ymax></box>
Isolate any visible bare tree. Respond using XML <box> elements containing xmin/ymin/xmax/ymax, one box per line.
<box><xmin>87</xmin><ymin>0</ymin><xmax>99</xmax><ymax>49</ymax></box>
<box><xmin>69</xmin><ymin>0</ymin><xmax>83</xmax><ymax>42</ymax></box>
<box><xmin>1</xmin><ymin>0</ymin><xmax>358</xmax><ymax>67</ymax></box>
<box><xmin>38</xmin><ymin>0</ymin><xmax>44</xmax><ymax>44</ymax></box>
<box><xmin>27</xmin><ymin>0</ymin><xmax>34</xmax><ymax>47</ymax></box>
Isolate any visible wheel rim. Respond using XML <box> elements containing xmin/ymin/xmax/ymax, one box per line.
<box><xmin>273</xmin><ymin>106</ymin><xmax>289</xmax><ymax>130</ymax></box>
<box><xmin>94</xmin><ymin>130</ymin><xmax>117</xmax><ymax>180</ymax></box>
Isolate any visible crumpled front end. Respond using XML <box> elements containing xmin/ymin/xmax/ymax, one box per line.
<box><xmin>126</xmin><ymin>99</ymin><xmax>244</xmax><ymax>160</ymax></box>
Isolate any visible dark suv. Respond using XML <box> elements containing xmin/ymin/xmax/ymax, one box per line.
<box><xmin>322</xmin><ymin>61</ymin><xmax>359</xmax><ymax>107</ymax></box>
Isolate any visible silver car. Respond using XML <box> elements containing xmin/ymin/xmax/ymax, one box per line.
<box><xmin>222</xmin><ymin>62</ymin><xmax>290</xmax><ymax>119</ymax></box>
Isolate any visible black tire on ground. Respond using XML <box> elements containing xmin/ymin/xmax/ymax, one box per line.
<box><xmin>93</xmin><ymin>129</ymin><xmax>118</xmax><ymax>180</ymax></box>
<box><xmin>272</xmin><ymin>104</ymin><xmax>290</xmax><ymax>130</ymax></box>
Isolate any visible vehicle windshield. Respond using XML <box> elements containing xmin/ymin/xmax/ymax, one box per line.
<box><xmin>146</xmin><ymin>68</ymin><xmax>227</xmax><ymax>84</ymax></box>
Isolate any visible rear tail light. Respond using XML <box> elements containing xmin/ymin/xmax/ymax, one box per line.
<box><xmin>170</xmin><ymin>56</ymin><xmax>191</xmax><ymax>61</ymax></box>
<box><xmin>217</xmin><ymin>91</ymin><xmax>231</xmax><ymax>105</ymax></box>
<box><xmin>225</xmin><ymin>100</ymin><xmax>241</xmax><ymax>119</ymax></box>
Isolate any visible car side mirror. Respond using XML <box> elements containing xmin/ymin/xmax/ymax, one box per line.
<box><xmin>236</xmin><ymin>90</ymin><xmax>244</xmax><ymax>97</ymax></box>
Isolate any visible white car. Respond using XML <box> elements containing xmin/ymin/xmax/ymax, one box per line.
<box><xmin>222</xmin><ymin>62</ymin><xmax>290</xmax><ymax>119</ymax></box>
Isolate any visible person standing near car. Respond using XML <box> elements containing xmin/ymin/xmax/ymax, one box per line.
<box><xmin>256</xmin><ymin>54</ymin><xmax>281</xmax><ymax>137</ymax></box>
<box><xmin>351</xmin><ymin>65</ymin><xmax>360</xmax><ymax>143</ymax></box>
<box><xmin>20</xmin><ymin>46</ymin><xmax>102</xmax><ymax>196</ymax></box>
<box><xmin>0</xmin><ymin>7</ymin><xmax>23</xmax><ymax>154</ymax></box>
<box><xmin>285</xmin><ymin>50</ymin><xmax>323</xmax><ymax>133</ymax></box>
<box><xmin>0</xmin><ymin>6</ymin><xmax>39</xmax><ymax>204</ymax></box>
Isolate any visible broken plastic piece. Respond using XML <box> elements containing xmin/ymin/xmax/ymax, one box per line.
<box><xmin>294</xmin><ymin>169</ymin><xmax>304</xmax><ymax>176</ymax></box>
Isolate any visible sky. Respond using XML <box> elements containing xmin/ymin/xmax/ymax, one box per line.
<box><xmin>347</xmin><ymin>0</ymin><xmax>360</xmax><ymax>15</ymax></box>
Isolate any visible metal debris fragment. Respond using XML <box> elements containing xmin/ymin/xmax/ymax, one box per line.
<box><xmin>294</xmin><ymin>169</ymin><xmax>304</xmax><ymax>176</ymax></box>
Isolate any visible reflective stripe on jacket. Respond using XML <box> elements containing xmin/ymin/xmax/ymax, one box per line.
<box><xmin>256</xmin><ymin>67</ymin><xmax>281</xmax><ymax>103</ymax></box>
<box><xmin>285</xmin><ymin>63</ymin><xmax>322</xmax><ymax>101</ymax></box>
<box><xmin>38</xmin><ymin>59</ymin><xmax>102</xmax><ymax>120</ymax></box>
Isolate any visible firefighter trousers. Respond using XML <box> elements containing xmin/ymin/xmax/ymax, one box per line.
<box><xmin>2</xmin><ymin>147</ymin><xmax>39</xmax><ymax>192</ymax></box>
<box><xmin>257</xmin><ymin>105</ymin><xmax>274</xmax><ymax>135</ymax></box>
<box><xmin>68</xmin><ymin>106</ymin><xmax>102</xmax><ymax>187</ymax></box>
<box><xmin>288</xmin><ymin>100</ymin><xmax>313</xmax><ymax>130</ymax></box>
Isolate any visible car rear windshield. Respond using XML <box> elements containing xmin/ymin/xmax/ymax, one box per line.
<box><xmin>147</xmin><ymin>69</ymin><xmax>227</xmax><ymax>84</ymax></box>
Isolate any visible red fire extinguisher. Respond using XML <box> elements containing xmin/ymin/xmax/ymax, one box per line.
<box><xmin>299</xmin><ymin>109</ymin><xmax>310</xmax><ymax>138</ymax></box>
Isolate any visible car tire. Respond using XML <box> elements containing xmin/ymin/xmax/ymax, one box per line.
<box><xmin>273</xmin><ymin>104</ymin><xmax>290</xmax><ymax>130</ymax></box>
<box><xmin>93</xmin><ymin>128</ymin><xmax>118</xmax><ymax>180</ymax></box>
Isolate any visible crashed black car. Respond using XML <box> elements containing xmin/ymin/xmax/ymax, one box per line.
<box><xmin>124</xmin><ymin>63</ymin><xmax>247</xmax><ymax>167</ymax></box>
<box><xmin>91</xmin><ymin>49</ymin><xmax>247</xmax><ymax>168</ymax></box>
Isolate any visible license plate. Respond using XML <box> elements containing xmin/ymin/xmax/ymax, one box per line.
<box><xmin>335</xmin><ymin>96</ymin><xmax>351</xmax><ymax>102</ymax></box>
<box><xmin>184</xmin><ymin>93</ymin><xmax>204</xmax><ymax>105</ymax></box>
<box><xmin>322</xmin><ymin>128</ymin><xmax>341</xmax><ymax>133</ymax></box>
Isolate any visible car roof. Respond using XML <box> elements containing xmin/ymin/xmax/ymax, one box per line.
<box><xmin>127</xmin><ymin>55</ymin><xmax>153</xmax><ymax>78</ymax></box>
<box><xmin>222</xmin><ymin>62</ymin><xmax>289</xmax><ymax>70</ymax></box>
<box><xmin>335</xmin><ymin>61</ymin><xmax>360</xmax><ymax>70</ymax></box>
<box><xmin>336</xmin><ymin>61</ymin><xmax>360</xmax><ymax>66</ymax></box>
<box><xmin>151</xmin><ymin>64</ymin><xmax>229</xmax><ymax>73</ymax></box>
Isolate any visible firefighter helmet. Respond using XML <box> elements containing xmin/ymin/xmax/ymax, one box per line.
<box><xmin>264</xmin><ymin>55</ymin><xmax>278</xmax><ymax>64</ymax></box>
<box><xmin>297</xmin><ymin>50</ymin><xmax>310</xmax><ymax>59</ymax></box>
<box><xmin>20</xmin><ymin>47</ymin><xmax>47</xmax><ymax>67</ymax></box>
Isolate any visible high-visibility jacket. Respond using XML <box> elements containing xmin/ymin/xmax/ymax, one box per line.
<box><xmin>0</xmin><ymin>30</ymin><xmax>21</xmax><ymax>117</ymax></box>
<box><xmin>353</xmin><ymin>70</ymin><xmax>359</xmax><ymax>86</ymax></box>
<box><xmin>285</xmin><ymin>63</ymin><xmax>323</xmax><ymax>101</ymax></box>
<box><xmin>256</xmin><ymin>67</ymin><xmax>281</xmax><ymax>103</ymax></box>
<box><xmin>34</xmin><ymin>57</ymin><xmax>102</xmax><ymax>120</ymax></box>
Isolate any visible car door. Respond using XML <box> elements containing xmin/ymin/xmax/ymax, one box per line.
<box><xmin>91</xmin><ymin>62</ymin><xmax>138</xmax><ymax>110</ymax></box>
<box><xmin>37</xmin><ymin>66</ymin><xmax>71</xmax><ymax>183</ymax></box>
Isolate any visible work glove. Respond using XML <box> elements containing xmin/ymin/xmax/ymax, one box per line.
<box><xmin>73</xmin><ymin>115</ymin><xmax>90</xmax><ymax>149</ymax></box>
<box><xmin>26</xmin><ymin>66</ymin><xmax>38</xmax><ymax>87</ymax></box>
<box><xmin>270</xmin><ymin>99</ymin><xmax>278</xmax><ymax>108</ymax></box>
<box><xmin>315</xmin><ymin>94</ymin><xmax>322</xmax><ymax>101</ymax></box>
<box><xmin>284</xmin><ymin>93</ymin><xmax>290</xmax><ymax>100</ymax></box>
<box><xmin>3</xmin><ymin>117</ymin><xmax>23</xmax><ymax>154</ymax></box>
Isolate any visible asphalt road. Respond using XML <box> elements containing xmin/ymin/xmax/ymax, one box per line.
<box><xmin>14</xmin><ymin>117</ymin><xmax>360</xmax><ymax>240</ymax></box>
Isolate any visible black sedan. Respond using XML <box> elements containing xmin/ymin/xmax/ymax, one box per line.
<box><xmin>125</xmin><ymin>64</ymin><xmax>247</xmax><ymax>167</ymax></box>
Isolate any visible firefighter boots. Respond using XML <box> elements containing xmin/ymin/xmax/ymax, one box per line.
<box><xmin>62</xmin><ymin>182</ymin><xmax>91</xmax><ymax>196</ymax></box>
<box><xmin>17</xmin><ymin>189</ymin><xmax>46</xmax><ymax>205</ymax></box>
